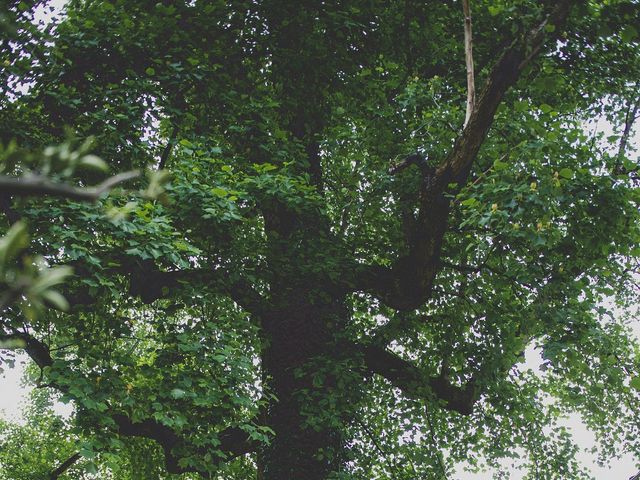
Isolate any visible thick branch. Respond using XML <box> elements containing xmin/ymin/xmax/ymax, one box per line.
<box><xmin>64</xmin><ymin>258</ymin><xmax>266</xmax><ymax>315</ymax></box>
<box><xmin>0</xmin><ymin>332</ymin><xmax>53</xmax><ymax>369</ymax></box>
<box><xmin>0</xmin><ymin>170</ymin><xmax>140</xmax><ymax>201</ymax></box>
<box><xmin>360</xmin><ymin>344</ymin><xmax>479</xmax><ymax>415</ymax></box>
<box><xmin>112</xmin><ymin>414</ymin><xmax>255</xmax><ymax>475</ymax></box>
<box><xmin>618</xmin><ymin>97</ymin><xmax>640</xmax><ymax>159</ymax></box>
<box><xmin>126</xmin><ymin>260</ymin><xmax>266</xmax><ymax>314</ymax></box>
<box><xmin>614</xmin><ymin>88</ymin><xmax>640</xmax><ymax>175</ymax></box>
<box><xmin>49</xmin><ymin>452</ymin><xmax>81</xmax><ymax>480</ymax></box>
<box><xmin>347</xmin><ymin>1</ymin><xmax>575</xmax><ymax>310</ymax></box>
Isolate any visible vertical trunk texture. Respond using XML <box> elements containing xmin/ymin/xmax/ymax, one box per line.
<box><xmin>260</xmin><ymin>286</ymin><xmax>350</xmax><ymax>480</ymax></box>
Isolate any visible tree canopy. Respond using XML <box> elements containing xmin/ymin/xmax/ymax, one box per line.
<box><xmin>1</xmin><ymin>0</ymin><xmax>640</xmax><ymax>478</ymax></box>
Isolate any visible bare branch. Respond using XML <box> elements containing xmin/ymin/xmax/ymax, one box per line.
<box><xmin>158</xmin><ymin>125</ymin><xmax>179</xmax><ymax>170</ymax></box>
<box><xmin>49</xmin><ymin>452</ymin><xmax>81</xmax><ymax>480</ymax></box>
<box><xmin>0</xmin><ymin>170</ymin><xmax>140</xmax><ymax>201</ymax></box>
<box><xmin>462</xmin><ymin>0</ymin><xmax>475</xmax><ymax>127</ymax></box>
<box><xmin>614</xmin><ymin>87</ymin><xmax>640</xmax><ymax>175</ymax></box>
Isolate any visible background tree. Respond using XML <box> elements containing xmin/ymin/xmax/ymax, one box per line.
<box><xmin>1</xmin><ymin>0</ymin><xmax>640</xmax><ymax>479</ymax></box>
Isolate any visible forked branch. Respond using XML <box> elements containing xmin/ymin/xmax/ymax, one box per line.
<box><xmin>347</xmin><ymin>0</ymin><xmax>575</xmax><ymax>311</ymax></box>
<box><xmin>438</xmin><ymin>0</ymin><xmax>574</xmax><ymax>185</ymax></box>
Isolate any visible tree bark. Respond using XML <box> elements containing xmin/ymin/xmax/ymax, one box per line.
<box><xmin>49</xmin><ymin>452</ymin><xmax>81</xmax><ymax>480</ymax></box>
<box><xmin>462</xmin><ymin>0</ymin><xmax>476</xmax><ymax>127</ymax></box>
<box><xmin>260</xmin><ymin>287</ymin><xmax>351</xmax><ymax>479</ymax></box>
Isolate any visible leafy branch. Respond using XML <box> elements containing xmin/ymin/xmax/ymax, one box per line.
<box><xmin>0</xmin><ymin>170</ymin><xmax>140</xmax><ymax>201</ymax></box>
<box><xmin>0</xmin><ymin>331</ymin><xmax>258</xmax><ymax>475</ymax></box>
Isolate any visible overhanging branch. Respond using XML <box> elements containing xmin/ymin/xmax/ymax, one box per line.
<box><xmin>112</xmin><ymin>414</ymin><xmax>255</xmax><ymax>475</ymax></box>
<box><xmin>63</xmin><ymin>258</ymin><xmax>267</xmax><ymax>316</ymax></box>
<box><xmin>0</xmin><ymin>170</ymin><xmax>140</xmax><ymax>201</ymax></box>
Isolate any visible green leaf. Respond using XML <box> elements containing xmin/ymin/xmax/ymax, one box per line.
<box><xmin>40</xmin><ymin>289</ymin><xmax>70</xmax><ymax>311</ymax></box>
<box><xmin>539</xmin><ymin>103</ymin><xmax>553</xmax><ymax>113</ymax></box>
<box><xmin>78</xmin><ymin>154</ymin><xmax>108</xmax><ymax>172</ymax></box>
<box><xmin>0</xmin><ymin>220</ymin><xmax>29</xmax><ymax>267</ymax></box>
<box><xmin>621</xmin><ymin>26</ymin><xmax>638</xmax><ymax>43</ymax></box>
<box><xmin>212</xmin><ymin>187</ymin><xmax>228</xmax><ymax>197</ymax></box>
<box><xmin>630</xmin><ymin>376</ymin><xmax>640</xmax><ymax>391</ymax></box>
<box><xmin>493</xmin><ymin>160</ymin><xmax>508</xmax><ymax>171</ymax></box>
<box><xmin>558</xmin><ymin>168</ymin><xmax>573</xmax><ymax>179</ymax></box>
<box><xmin>145</xmin><ymin>67</ymin><xmax>156</xmax><ymax>75</ymax></box>
<box><xmin>171</xmin><ymin>388</ymin><xmax>186</xmax><ymax>399</ymax></box>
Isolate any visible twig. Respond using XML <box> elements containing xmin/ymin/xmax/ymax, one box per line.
<box><xmin>614</xmin><ymin>86</ymin><xmax>640</xmax><ymax>174</ymax></box>
<box><xmin>158</xmin><ymin>124</ymin><xmax>179</xmax><ymax>170</ymax></box>
<box><xmin>355</xmin><ymin>418</ymin><xmax>400</xmax><ymax>479</ymax></box>
<box><xmin>425</xmin><ymin>402</ymin><xmax>449</xmax><ymax>479</ymax></box>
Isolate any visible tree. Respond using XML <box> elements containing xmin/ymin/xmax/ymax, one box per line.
<box><xmin>0</xmin><ymin>388</ymin><xmax>86</xmax><ymax>480</ymax></box>
<box><xmin>1</xmin><ymin>0</ymin><xmax>640</xmax><ymax>478</ymax></box>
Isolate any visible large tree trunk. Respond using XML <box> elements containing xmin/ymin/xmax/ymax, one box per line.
<box><xmin>260</xmin><ymin>285</ymin><xmax>351</xmax><ymax>479</ymax></box>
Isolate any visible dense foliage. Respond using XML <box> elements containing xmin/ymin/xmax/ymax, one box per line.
<box><xmin>1</xmin><ymin>0</ymin><xmax>640</xmax><ymax>478</ymax></box>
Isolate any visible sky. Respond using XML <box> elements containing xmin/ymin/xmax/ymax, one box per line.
<box><xmin>2</xmin><ymin>0</ymin><xmax>640</xmax><ymax>478</ymax></box>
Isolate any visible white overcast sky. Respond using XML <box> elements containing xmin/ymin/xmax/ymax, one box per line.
<box><xmin>1</xmin><ymin>1</ymin><xmax>639</xmax><ymax>478</ymax></box>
